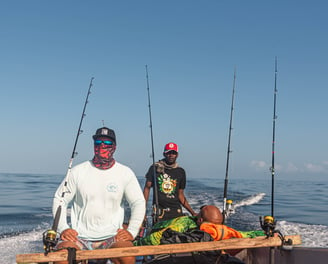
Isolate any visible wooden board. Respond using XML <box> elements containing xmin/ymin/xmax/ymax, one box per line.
<box><xmin>16</xmin><ymin>235</ymin><xmax>301</xmax><ymax>264</ymax></box>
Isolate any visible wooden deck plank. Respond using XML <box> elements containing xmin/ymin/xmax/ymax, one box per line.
<box><xmin>16</xmin><ymin>235</ymin><xmax>301</xmax><ymax>263</ymax></box>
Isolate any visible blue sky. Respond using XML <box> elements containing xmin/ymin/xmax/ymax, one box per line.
<box><xmin>0</xmin><ymin>1</ymin><xmax>327</xmax><ymax>181</ymax></box>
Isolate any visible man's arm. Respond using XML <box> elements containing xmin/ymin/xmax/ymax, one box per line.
<box><xmin>178</xmin><ymin>189</ymin><xmax>196</xmax><ymax>216</ymax></box>
<box><xmin>143</xmin><ymin>181</ymin><xmax>152</xmax><ymax>204</ymax></box>
<box><xmin>143</xmin><ymin>164</ymin><xmax>155</xmax><ymax>204</ymax></box>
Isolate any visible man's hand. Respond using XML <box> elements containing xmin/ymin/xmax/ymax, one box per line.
<box><xmin>115</xmin><ymin>229</ymin><xmax>133</xmax><ymax>242</ymax></box>
<box><xmin>191</xmin><ymin>211</ymin><xmax>198</xmax><ymax>216</ymax></box>
<box><xmin>60</xmin><ymin>228</ymin><xmax>78</xmax><ymax>242</ymax></box>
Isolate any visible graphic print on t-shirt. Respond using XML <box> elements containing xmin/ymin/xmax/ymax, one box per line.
<box><xmin>157</xmin><ymin>173</ymin><xmax>177</xmax><ymax>198</ymax></box>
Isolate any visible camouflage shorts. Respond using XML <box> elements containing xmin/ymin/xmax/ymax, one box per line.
<box><xmin>74</xmin><ymin>236</ymin><xmax>116</xmax><ymax>264</ymax></box>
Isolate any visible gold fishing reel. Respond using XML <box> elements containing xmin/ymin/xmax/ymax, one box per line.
<box><xmin>260</xmin><ymin>215</ymin><xmax>276</xmax><ymax>237</ymax></box>
<box><xmin>226</xmin><ymin>199</ymin><xmax>233</xmax><ymax>210</ymax></box>
<box><xmin>259</xmin><ymin>215</ymin><xmax>293</xmax><ymax>249</ymax></box>
<box><xmin>42</xmin><ymin>229</ymin><xmax>60</xmax><ymax>255</ymax></box>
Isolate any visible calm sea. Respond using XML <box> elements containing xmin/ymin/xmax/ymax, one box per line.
<box><xmin>1</xmin><ymin>172</ymin><xmax>327</xmax><ymax>264</ymax></box>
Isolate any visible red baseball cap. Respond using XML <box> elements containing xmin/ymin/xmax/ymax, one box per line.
<box><xmin>164</xmin><ymin>142</ymin><xmax>178</xmax><ymax>153</ymax></box>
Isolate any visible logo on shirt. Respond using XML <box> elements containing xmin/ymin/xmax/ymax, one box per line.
<box><xmin>107</xmin><ymin>183</ymin><xmax>118</xmax><ymax>193</ymax></box>
<box><xmin>158</xmin><ymin>173</ymin><xmax>177</xmax><ymax>198</ymax></box>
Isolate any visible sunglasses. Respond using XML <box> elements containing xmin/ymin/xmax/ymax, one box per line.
<box><xmin>94</xmin><ymin>140</ymin><xmax>114</xmax><ymax>146</ymax></box>
<box><xmin>165</xmin><ymin>150</ymin><xmax>178</xmax><ymax>155</ymax></box>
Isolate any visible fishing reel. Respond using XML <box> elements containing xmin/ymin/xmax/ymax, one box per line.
<box><xmin>226</xmin><ymin>199</ymin><xmax>234</xmax><ymax>214</ymax></box>
<box><xmin>260</xmin><ymin>215</ymin><xmax>276</xmax><ymax>237</ymax></box>
<box><xmin>223</xmin><ymin>199</ymin><xmax>234</xmax><ymax>221</ymax></box>
<box><xmin>259</xmin><ymin>215</ymin><xmax>293</xmax><ymax>248</ymax></box>
<box><xmin>42</xmin><ymin>229</ymin><xmax>60</xmax><ymax>255</ymax></box>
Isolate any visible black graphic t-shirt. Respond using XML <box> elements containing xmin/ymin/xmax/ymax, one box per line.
<box><xmin>145</xmin><ymin>164</ymin><xmax>186</xmax><ymax>210</ymax></box>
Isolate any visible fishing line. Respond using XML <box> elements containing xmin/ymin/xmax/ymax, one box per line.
<box><xmin>43</xmin><ymin>77</ymin><xmax>94</xmax><ymax>255</ymax></box>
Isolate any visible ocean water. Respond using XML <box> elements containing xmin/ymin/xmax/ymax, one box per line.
<box><xmin>1</xmin><ymin>172</ymin><xmax>328</xmax><ymax>264</ymax></box>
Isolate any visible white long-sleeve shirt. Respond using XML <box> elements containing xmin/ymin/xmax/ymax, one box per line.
<box><xmin>52</xmin><ymin>160</ymin><xmax>145</xmax><ymax>240</ymax></box>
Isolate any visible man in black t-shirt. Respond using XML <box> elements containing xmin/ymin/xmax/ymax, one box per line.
<box><xmin>143</xmin><ymin>142</ymin><xmax>196</xmax><ymax>223</ymax></box>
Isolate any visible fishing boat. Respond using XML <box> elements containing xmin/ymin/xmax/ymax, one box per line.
<box><xmin>15</xmin><ymin>234</ymin><xmax>302</xmax><ymax>263</ymax></box>
<box><xmin>16</xmin><ymin>234</ymin><xmax>328</xmax><ymax>264</ymax></box>
<box><xmin>15</xmin><ymin>65</ymin><xmax>328</xmax><ymax>263</ymax></box>
<box><xmin>241</xmin><ymin>246</ymin><xmax>328</xmax><ymax>264</ymax></box>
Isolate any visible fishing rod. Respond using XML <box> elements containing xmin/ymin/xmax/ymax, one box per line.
<box><xmin>260</xmin><ymin>60</ymin><xmax>292</xmax><ymax>263</ymax></box>
<box><xmin>145</xmin><ymin>65</ymin><xmax>159</xmax><ymax>225</ymax></box>
<box><xmin>43</xmin><ymin>77</ymin><xmax>94</xmax><ymax>255</ymax></box>
<box><xmin>267</xmin><ymin>57</ymin><xmax>278</xmax><ymax>264</ymax></box>
<box><xmin>260</xmin><ymin>58</ymin><xmax>278</xmax><ymax>237</ymax></box>
<box><xmin>260</xmin><ymin>58</ymin><xmax>280</xmax><ymax>238</ymax></box>
<box><xmin>271</xmin><ymin>57</ymin><xmax>278</xmax><ymax>219</ymax></box>
<box><xmin>222</xmin><ymin>68</ymin><xmax>236</xmax><ymax>224</ymax></box>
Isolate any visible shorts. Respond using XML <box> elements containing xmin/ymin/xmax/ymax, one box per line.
<box><xmin>58</xmin><ymin>236</ymin><xmax>116</xmax><ymax>264</ymax></box>
<box><xmin>76</xmin><ymin>236</ymin><xmax>116</xmax><ymax>250</ymax></box>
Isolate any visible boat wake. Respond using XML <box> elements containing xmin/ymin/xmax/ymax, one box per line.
<box><xmin>234</xmin><ymin>193</ymin><xmax>266</xmax><ymax>209</ymax></box>
<box><xmin>225</xmin><ymin>193</ymin><xmax>266</xmax><ymax>217</ymax></box>
<box><xmin>278</xmin><ymin>220</ymin><xmax>328</xmax><ymax>248</ymax></box>
<box><xmin>0</xmin><ymin>228</ymin><xmax>46</xmax><ymax>264</ymax></box>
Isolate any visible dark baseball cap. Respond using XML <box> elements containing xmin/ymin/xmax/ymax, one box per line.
<box><xmin>92</xmin><ymin>127</ymin><xmax>116</xmax><ymax>144</ymax></box>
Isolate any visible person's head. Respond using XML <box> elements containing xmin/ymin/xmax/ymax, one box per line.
<box><xmin>197</xmin><ymin>205</ymin><xmax>223</xmax><ymax>226</ymax></box>
<box><xmin>163</xmin><ymin>142</ymin><xmax>179</xmax><ymax>165</ymax></box>
<box><xmin>92</xmin><ymin>127</ymin><xmax>116</xmax><ymax>167</ymax></box>
<box><xmin>93</xmin><ymin>127</ymin><xmax>116</xmax><ymax>144</ymax></box>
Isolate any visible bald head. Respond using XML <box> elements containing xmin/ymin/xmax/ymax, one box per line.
<box><xmin>200</xmin><ymin>205</ymin><xmax>223</xmax><ymax>225</ymax></box>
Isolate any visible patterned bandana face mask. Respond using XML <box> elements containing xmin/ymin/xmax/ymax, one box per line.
<box><xmin>92</xmin><ymin>144</ymin><xmax>116</xmax><ymax>170</ymax></box>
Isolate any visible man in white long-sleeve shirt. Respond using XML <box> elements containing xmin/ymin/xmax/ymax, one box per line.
<box><xmin>52</xmin><ymin>127</ymin><xmax>145</xmax><ymax>264</ymax></box>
